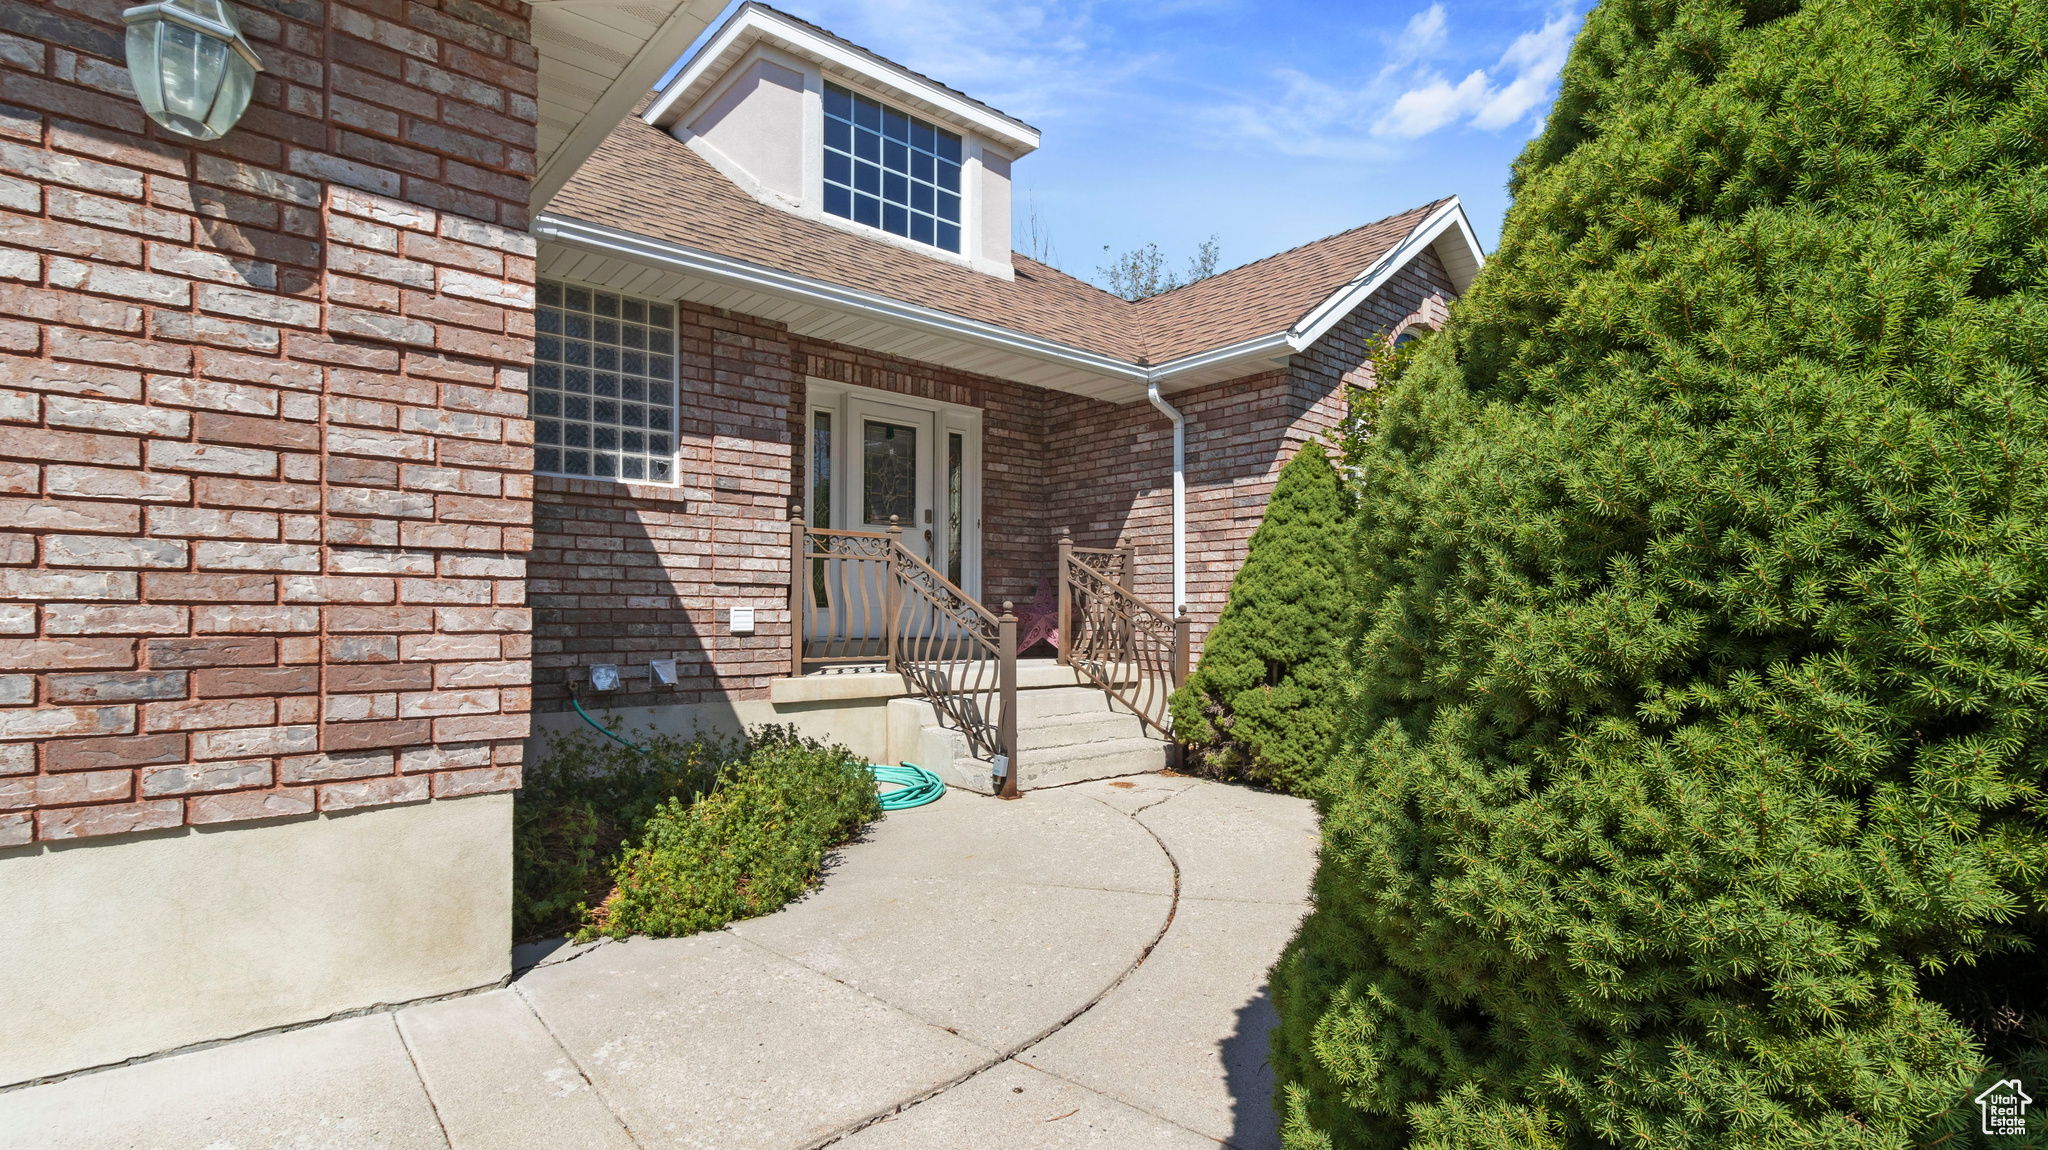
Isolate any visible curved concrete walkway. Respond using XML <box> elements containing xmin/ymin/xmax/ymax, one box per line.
<box><xmin>0</xmin><ymin>774</ymin><xmax>1318</xmax><ymax>1150</ymax></box>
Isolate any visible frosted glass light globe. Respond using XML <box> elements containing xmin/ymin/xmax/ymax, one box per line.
<box><xmin>123</xmin><ymin>0</ymin><xmax>263</xmax><ymax>141</ymax></box>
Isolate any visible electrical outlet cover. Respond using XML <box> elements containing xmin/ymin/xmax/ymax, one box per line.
<box><xmin>589</xmin><ymin>663</ymin><xmax>620</xmax><ymax>691</ymax></box>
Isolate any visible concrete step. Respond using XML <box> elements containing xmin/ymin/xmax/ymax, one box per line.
<box><xmin>1017</xmin><ymin>709</ymin><xmax>1148</xmax><ymax>753</ymax></box>
<box><xmin>1014</xmin><ymin>685</ymin><xmax>1132</xmax><ymax>721</ymax></box>
<box><xmin>1017</xmin><ymin>736</ymin><xmax>1172</xmax><ymax>790</ymax></box>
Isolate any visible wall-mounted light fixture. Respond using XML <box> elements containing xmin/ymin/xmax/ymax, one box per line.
<box><xmin>123</xmin><ymin>0</ymin><xmax>263</xmax><ymax>141</ymax></box>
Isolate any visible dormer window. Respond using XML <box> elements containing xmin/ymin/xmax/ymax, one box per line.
<box><xmin>823</xmin><ymin>82</ymin><xmax>962</xmax><ymax>253</ymax></box>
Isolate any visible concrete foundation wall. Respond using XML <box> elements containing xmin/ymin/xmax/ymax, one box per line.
<box><xmin>0</xmin><ymin>794</ymin><xmax>511</xmax><ymax>1087</ymax></box>
<box><xmin>527</xmin><ymin>692</ymin><xmax>894</xmax><ymax>765</ymax></box>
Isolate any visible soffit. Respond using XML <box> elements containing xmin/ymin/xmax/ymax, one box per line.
<box><xmin>530</xmin><ymin>0</ymin><xmax>733</xmax><ymax>208</ymax></box>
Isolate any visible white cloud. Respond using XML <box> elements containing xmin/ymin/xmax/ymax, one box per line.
<box><xmin>1373</xmin><ymin>10</ymin><xmax>1578</xmax><ymax>138</ymax></box>
<box><xmin>784</xmin><ymin>0</ymin><xmax>1151</xmax><ymax>123</ymax></box>
<box><xmin>1196</xmin><ymin>4</ymin><xmax>1577</xmax><ymax>160</ymax></box>
<box><xmin>1382</xmin><ymin>3</ymin><xmax>1449</xmax><ymax>75</ymax></box>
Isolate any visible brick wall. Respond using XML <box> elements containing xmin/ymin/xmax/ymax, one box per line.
<box><xmin>528</xmin><ymin>305</ymin><xmax>1060</xmax><ymax>712</ymax></box>
<box><xmin>1046</xmin><ymin>249</ymin><xmax>1458</xmax><ymax>654</ymax></box>
<box><xmin>526</xmin><ymin>251</ymin><xmax>1456</xmax><ymax>712</ymax></box>
<box><xmin>530</xmin><ymin>303</ymin><xmax>794</xmax><ymax>711</ymax></box>
<box><xmin>0</xmin><ymin>0</ymin><xmax>536</xmax><ymax>847</ymax></box>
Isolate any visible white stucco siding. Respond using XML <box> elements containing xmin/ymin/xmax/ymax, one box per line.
<box><xmin>688</xmin><ymin>54</ymin><xmax>807</xmax><ymax>203</ymax></box>
<box><xmin>976</xmin><ymin>148</ymin><xmax>1013</xmax><ymax>276</ymax></box>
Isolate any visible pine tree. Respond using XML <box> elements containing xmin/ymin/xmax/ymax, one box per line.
<box><xmin>1170</xmin><ymin>441</ymin><xmax>1348</xmax><ymax>794</ymax></box>
<box><xmin>1271</xmin><ymin>1</ymin><xmax>2048</xmax><ymax>1147</ymax></box>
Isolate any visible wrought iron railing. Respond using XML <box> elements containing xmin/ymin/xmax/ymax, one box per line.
<box><xmin>1057</xmin><ymin>528</ymin><xmax>1189</xmax><ymax>738</ymax></box>
<box><xmin>790</xmin><ymin>509</ymin><xmax>1019</xmax><ymax>797</ymax></box>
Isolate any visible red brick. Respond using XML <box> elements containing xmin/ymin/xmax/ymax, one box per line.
<box><xmin>321</xmin><ymin>717</ymin><xmax>431</xmax><ymax>751</ymax></box>
<box><xmin>38</xmin><ymin>799</ymin><xmax>183</xmax><ymax>840</ymax></box>
<box><xmin>45</xmin><ymin>732</ymin><xmax>187</xmax><ymax>772</ymax></box>
<box><xmin>194</xmin><ymin>666</ymin><xmax>319</xmax><ymax>697</ymax></box>
<box><xmin>196</xmin><ymin>411</ymin><xmax>321</xmax><ymax>451</ymax></box>
<box><xmin>146</xmin><ymin>636</ymin><xmax>277</xmax><ymax>668</ymax></box>
<box><xmin>187</xmin><ymin>787</ymin><xmax>316</xmax><ymax>824</ymax></box>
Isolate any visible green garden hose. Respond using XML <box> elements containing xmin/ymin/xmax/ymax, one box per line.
<box><xmin>871</xmin><ymin>762</ymin><xmax>945</xmax><ymax>810</ymax></box>
<box><xmin>570</xmin><ymin>692</ymin><xmax>660</xmax><ymax>756</ymax></box>
<box><xmin>569</xmin><ymin>691</ymin><xmax>943</xmax><ymax>810</ymax></box>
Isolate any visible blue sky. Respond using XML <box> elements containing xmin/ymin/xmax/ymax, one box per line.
<box><xmin>666</xmin><ymin>1</ymin><xmax>1584</xmax><ymax>284</ymax></box>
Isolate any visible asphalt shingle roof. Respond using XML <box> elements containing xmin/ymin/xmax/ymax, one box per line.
<box><xmin>548</xmin><ymin>115</ymin><xmax>1451</xmax><ymax>367</ymax></box>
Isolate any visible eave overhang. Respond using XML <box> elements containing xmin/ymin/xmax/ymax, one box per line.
<box><xmin>531</xmin><ymin>0</ymin><xmax>736</xmax><ymax>210</ymax></box>
<box><xmin>531</xmin><ymin>196</ymin><xmax>1486</xmax><ymax>405</ymax></box>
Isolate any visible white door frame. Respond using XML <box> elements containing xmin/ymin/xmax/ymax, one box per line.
<box><xmin>806</xmin><ymin>378</ymin><xmax>982</xmax><ymax>600</ymax></box>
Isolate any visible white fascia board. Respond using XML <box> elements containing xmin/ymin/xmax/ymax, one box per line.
<box><xmin>534</xmin><ymin>213</ymin><xmax>1142</xmax><ymax>384</ymax></box>
<box><xmin>1145</xmin><ymin>199</ymin><xmax>1487</xmax><ymax>386</ymax></box>
<box><xmin>1145</xmin><ymin>331</ymin><xmax>1294</xmax><ymax>387</ymax></box>
<box><xmin>531</xmin><ymin>0</ymin><xmax>731</xmax><ymax>211</ymax></box>
<box><xmin>1283</xmin><ymin>198</ymin><xmax>1485</xmax><ymax>353</ymax></box>
<box><xmin>642</xmin><ymin>3</ymin><xmax>1040</xmax><ymax>156</ymax></box>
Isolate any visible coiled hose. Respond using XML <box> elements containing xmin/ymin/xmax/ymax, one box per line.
<box><xmin>870</xmin><ymin>762</ymin><xmax>946</xmax><ymax>810</ymax></box>
<box><xmin>567</xmin><ymin>692</ymin><xmax>944</xmax><ymax>810</ymax></box>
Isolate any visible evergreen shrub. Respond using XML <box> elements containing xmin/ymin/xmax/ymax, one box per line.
<box><xmin>585</xmin><ymin>730</ymin><xmax>882</xmax><ymax>939</ymax></box>
<box><xmin>1272</xmin><ymin>0</ymin><xmax>2048</xmax><ymax>1146</ymax></box>
<box><xmin>1170</xmin><ymin>441</ymin><xmax>1350</xmax><ymax>794</ymax></box>
<box><xmin>513</xmin><ymin>725</ymin><xmax>880</xmax><ymax>943</ymax></box>
<box><xmin>512</xmin><ymin>725</ymin><xmax>734</xmax><ymax>941</ymax></box>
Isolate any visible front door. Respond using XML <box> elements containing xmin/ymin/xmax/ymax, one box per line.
<box><xmin>803</xmin><ymin>383</ymin><xmax>980</xmax><ymax>657</ymax></box>
<box><xmin>849</xmin><ymin>395</ymin><xmax>936</xmax><ymax>563</ymax></box>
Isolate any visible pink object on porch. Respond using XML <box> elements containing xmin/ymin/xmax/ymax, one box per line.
<box><xmin>1014</xmin><ymin>576</ymin><xmax>1061</xmax><ymax>653</ymax></box>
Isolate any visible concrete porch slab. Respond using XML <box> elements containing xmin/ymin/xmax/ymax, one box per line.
<box><xmin>398</xmin><ymin>988</ymin><xmax>637</xmax><ymax>1150</ymax></box>
<box><xmin>731</xmin><ymin>871</ymin><xmax>1169</xmax><ymax>1049</ymax></box>
<box><xmin>833</xmin><ymin>1058</ymin><xmax>1218</xmax><ymax>1149</ymax></box>
<box><xmin>514</xmin><ymin>930</ymin><xmax>991</xmax><ymax>1150</ymax></box>
<box><xmin>828</xmin><ymin>784</ymin><xmax>1175</xmax><ymax>896</ymax></box>
<box><xmin>1021</xmin><ymin>896</ymin><xmax>1306</xmax><ymax>1149</ymax></box>
<box><xmin>3</xmin><ymin>776</ymin><xmax>1321</xmax><ymax>1150</ymax></box>
<box><xmin>0</xmin><ymin>1014</ymin><xmax>443</xmax><ymax>1150</ymax></box>
<box><xmin>1131</xmin><ymin>778</ymin><xmax>1321</xmax><ymax>905</ymax></box>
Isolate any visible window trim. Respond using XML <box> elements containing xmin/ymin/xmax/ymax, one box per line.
<box><xmin>821</xmin><ymin>81</ymin><xmax>964</xmax><ymax>256</ymax></box>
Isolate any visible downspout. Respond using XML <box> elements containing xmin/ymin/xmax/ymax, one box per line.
<box><xmin>1146</xmin><ymin>380</ymin><xmax>1186</xmax><ymax>615</ymax></box>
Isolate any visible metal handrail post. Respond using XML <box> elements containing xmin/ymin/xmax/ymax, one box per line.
<box><xmin>789</xmin><ymin>506</ymin><xmax>805</xmax><ymax>679</ymax></box>
<box><xmin>1056</xmin><ymin>527</ymin><xmax>1072</xmax><ymax>667</ymax></box>
<box><xmin>884</xmin><ymin>516</ymin><xmax>903</xmax><ymax>673</ymax></box>
<box><xmin>998</xmin><ymin>601</ymin><xmax>1019</xmax><ymax>799</ymax></box>
<box><xmin>1119</xmin><ymin>543</ymin><xmax>1137</xmax><ymax>665</ymax></box>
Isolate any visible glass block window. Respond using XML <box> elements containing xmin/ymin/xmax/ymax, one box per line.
<box><xmin>823</xmin><ymin>82</ymin><xmax>962</xmax><ymax>253</ymax></box>
<box><xmin>533</xmin><ymin>281</ymin><xmax>677</xmax><ymax>483</ymax></box>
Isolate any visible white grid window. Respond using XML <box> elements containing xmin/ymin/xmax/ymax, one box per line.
<box><xmin>823</xmin><ymin>82</ymin><xmax>962</xmax><ymax>253</ymax></box>
<box><xmin>533</xmin><ymin>281</ymin><xmax>676</xmax><ymax>482</ymax></box>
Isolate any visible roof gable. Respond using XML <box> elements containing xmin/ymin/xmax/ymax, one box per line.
<box><xmin>542</xmin><ymin>115</ymin><xmax>1484</xmax><ymax>399</ymax></box>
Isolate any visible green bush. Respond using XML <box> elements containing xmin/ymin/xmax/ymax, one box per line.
<box><xmin>1272</xmin><ymin>1</ymin><xmax>2048</xmax><ymax>1147</ymax></box>
<box><xmin>585</xmin><ymin>730</ymin><xmax>883</xmax><ymax>940</ymax></box>
<box><xmin>513</xmin><ymin>724</ymin><xmax>736</xmax><ymax>941</ymax></box>
<box><xmin>1169</xmin><ymin>441</ymin><xmax>1350</xmax><ymax>794</ymax></box>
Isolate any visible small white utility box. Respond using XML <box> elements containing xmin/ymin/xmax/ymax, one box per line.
<box><xmin>730</xmin><ymin>605</ymin><xmax>755</xmax><ymax>634</ymax></box>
